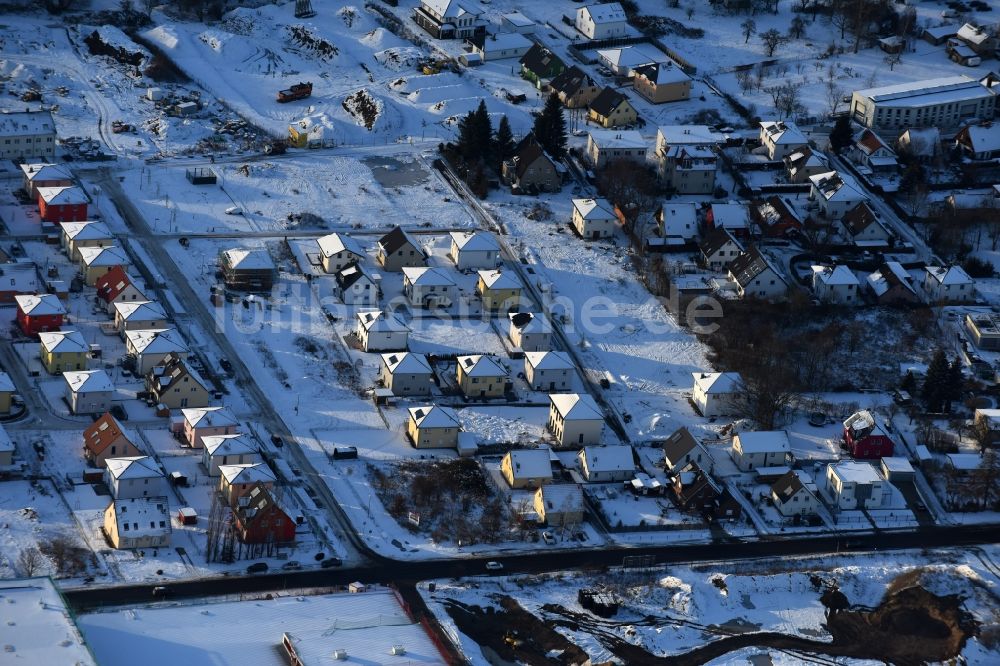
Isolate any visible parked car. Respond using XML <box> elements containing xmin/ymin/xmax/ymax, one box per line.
<box><xmin>246</xmin><ymin>562</ymin><xmax>269</xmax><ymax>574</ymax></box>
<box><xmin>281</xmin><ymin>560</ymin><xmax>301</xmax><ymax>571</ymax></box>
<box><xmin>485</xmin><ymin>561</ymin><xmax>504</xmax><ymax>571</ymax></box>
<box><xmin>225</xmin><ymin>206</ymin><xmax>243</xmax><ymax>215</ymax></box>
<box><xmin>541</xmin><ymin>531</ymin><xmax>555</xmax><ymax>545</ymax></box>
<box><xmin>320</xmin><ymin>557</ymin><xmax>342</xmax><ymax>568</ymax></box>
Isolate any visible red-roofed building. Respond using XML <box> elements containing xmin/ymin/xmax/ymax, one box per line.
<box><xmin>95</xmin><ymin>266</ymin><xmax>146</xmax><ymax>314</ymax></box>
<box><xmin>843</xmin><ymin>410</ymin><xmax>895</xmax><ymax>459</ymax></box>
<box><xmin>14</xmin><ymin>294</ymin><xmax>65</xmax><ymax>337</ymax></box>
<box><xmin>234</xmin><ymin>486</ymin><xmax>296</xmax><ymax>544</ymax></box>
<box><xmin>36</xmin><ymin>185</ymin><xmax>88</xmax><ymax>223</ymax></box>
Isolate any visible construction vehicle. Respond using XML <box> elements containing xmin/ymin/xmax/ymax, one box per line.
<box><xmin>276</xmin><ymin>82</ymin><xmax>313</xmax><ymax>103</ymax></box>
<box><xmin>111</xmin><ymin>120</ymin><xmax>133</xmax><ymax>134</ymax></box>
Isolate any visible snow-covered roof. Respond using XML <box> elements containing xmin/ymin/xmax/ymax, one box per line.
<box><xmin>36</xmin><ymin>185</ymin><xmax>88</xmax><ymax>205</ymax></box>
<box><xmin>219</xmin><ymin>462</ymin><xmax>276</xmax><ymax>486</ymax></box>
<box><xmin>182</xmin><ymin>406</ymin><xmax>238</xmax><ymax>429</ymax></box>
<box><xmin>959</xmin><ymin>122</ymin><xmax>1000</xmax><ymax>154</ymax></box>
<box><xmin>381</xmin><ymin>352</ymin><xmax>432</xmax><ymax>375</ymax></box>
<box><xmin>64</xmin><ymin>369</ymin><xmax>113</xmax><ymax>393</ymax></box>
<box><xmin>581</xmin><ymin>2</ymin><xmax>626</xmax><ymax>24</ymax></box>
<box><xmin>0</xmin><ymin>424</ymin><xmax>12</xmax><ymax>455</ymax></box>
<box><xmin>812</xmin><ymin>265</ymin><xmax>859</xmax><ymax>287</ymax></box>
<box><xmin>537</xmin><ymin>483</ymin><xmax>584</xmax><ymax>512</ymax></box>
<box><xmin>108</xmin><ymin>496</ymin><xmax>170</xmax><ymax>540</ymax></box>
<box><xmin>408</xmin><ymin>405</ymin><xmax>460</xmax><ymax>429</ymax></box>
<box><xmin>736</xmin><ymin>431</ymin><xmax>791</xmax><ymax>454</ymax></box>
<box><xmin>15</xmin><ymin>293</ymin><xmax>65</xmax><ymax>316</ymax></box>
<box><xmin>957</xmin><ymin>22</ymin><xmax>992</xmax><ymax>46</ymax></box>
<box><xmin>457</xmin><ymin>354</ymin><xmax>508</xmax><ymax>377</ymax></box>
<box><xmin>221</xmin><ymin>248</ymin><xmax>275</xmax><ymax>271</ymax></box>
<box><xmin>587</xmin><ymin>129</ymin><xmax>646</xmax><ymax>150</ymax></box>
<box><xmin>634</xmin><ymin>61</ymin><xmax>690</xmax><ymax>85</ymax></box>
<box><xmin>106</xmin><ymin>455</ymin><xmax>161</xmax><ymax>480</ymax></box>
<box><xmin>203</xmin><ymin>434</ymin><xmax>257</xmax><ymax>457</ymax></box>
<box><xmin>501</xmin><ymin>11</ymin><xmax>534</xmax><ymax>27</ymax></box>
<box><xmin>760</xmin><ymin>120</ymin><xmax>808</xmax><ymax>146</ymax></box>
<box><xmin>829</xmin><ymin>460</ymin><xmax>882</xmax><ymax>484</ymax></box>
<box><xmin>657</xmin><ymin>125</ymin><xmax>726</xmax><ymax>146</ymax></box>
<box><xmin>126</xmin><ymin>328</ymin><xmax>187</xmax><ymax>355</ymax></box>
<box><xmin>20</xmin><ymin>162</ymin><xmax>72</xmax><ymax>182</ymax></box>
<box><xmin>316</xmin><ymin>232</ymin><xmax>366</xmax><ymax>259</ymax></box>
<box><xmin>356</xmin><ymin>310</ymin><xmax>409</xmax><ymax>333</ymax></box>
<box><xmin>505</xmin><ymin>449</ymin><xmax>551</xmax><ymax>479</ymax></box>
<box><xmin>1</xmin><ymin>262</ymin><xmax>38</xmax><ymax>293</ymax></box>
<box><xmin>809</xmin><ymin>171</ymin><xmax>864</xmax><ymax>203</ymax></box>
<box><xmin>550</xmin><ymin>393</ymin><xmax>603</xmax><ymax>420</ymax></box>
<box><xmin>114</xmin><ymin>300</ymin><xmax>166</xmax><ymax>322</ymax></box>
<box><xmin>402</xmin><ymin>266</ymin><xmax>456</xmax><ymax>288</ymax></box>
<box><xmin>450</xmin><ymin>230</ymin><xmax>499</xmax><ymax>253</ymax></box>
<box><xmin>0</xmin><ymin>577</ymin><xmax>97</xmax><ymax>666</ymax></box>
<box><xmin>39</xmin><ymin>329</ymin><xmax>87</xmax><ymax>354</ymax></box>
<box><xmin>692</xmin><ymin>371</ymin><xmax>741</xmax><ymax>395</ymax></box>
<box><xmin>60</xmin><ymin>220</ymin><xmax>112</xmax><ymax>242</ymax></box>
<box><xmin>710</xmin><ymin>203</ymin><xmax>749</xmax><ymax>230</ymax></box>
<box><xmin>880</xmin><ymin>456</ymin><xmax>914</xmax><ymax>475</ymax></box>
<box><xmin>573</xmin><ymin>198</ymin><xmax>616</xmax><ymax>220</ymax></box>
<box><xmin>525</xmin><ymin>350</ymin><xmax>573</xmax><ymax>371</ymax></box>
<box><xmin>854</xmin><ymin>75</ymin><xmax>991</xmax><ymax>108</ymax></box>
<box><xmin>471</xmin><ymin>31</ymin><xmax>532</xmax><ymax>52</ymax></box>
<box><xmin>509</xmin><ymin>312</ymin><xmax>552</xmax><ymax>334</ymax></box>
<box><xmin>79</xmin><ymin>245</ymin><xmax>128</xmax><ymax>268</ymax></box>
<box><xmin>580</xmin><ymin>445</ymin><xmax>634</xmax><ymax>473</ymax></box>
<box><xmin>947</xmin><ymin>452</ymin><xmax>982</xmax><ymax>470</ymax></box>
<box><xmin>424</xmin><ymin>0</ymin><xmax>482</xmax><ymax>19</ymax></box>
<box><xmin>597</xmin><ymin>45</ymin><xmax>662</xmax><ymax>70</ymax></box>
<box><xmin>925</xmin><ymin>265</ymin><xmax>973</xmax><ymax>285</ymax></box>
<box><xmin>0</xmin><ymin>110</ymin><xmax>55</xmax><ymax>137</ymax></box>
<box><xmin>478</xmin><ymin>269</ymin><xmax>521</xmax><ymax>290</ymax></box>
<box><xmin>336</xmin><ymin>263</ymin><xmax>377</xmax><ymax>290</ymax></box>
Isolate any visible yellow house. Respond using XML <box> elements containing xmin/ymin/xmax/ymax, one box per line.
<box><xmin>533</xmin><ymin>484</ymin><xmax>585</xmax><ymax>526</ymax></box>
<box><xmin>587</xmin><ymin>87</ymin><xmax>638</xmax><ymax>129</ymax></box>
<box><xmin>288</xmin><ymin>118</ymin><xmax>324</xmax><ymax>149</ymax></box>
<box><xmin>38</xmin><ymin>330</ymin><xmax>89</xmax><ymax>374</ymax></box>
<box><xmin>500</xmin><ymin>449</ymin><xmax>552</xmax><ymax>489</ymax></box>
<box><xmin>476</xmin><ymin>269</ymin><xmax>523</xmax><ymax>312</ymax></box>
<box><xmin>456</xmin><ymin>355</ymin><xmax>508</xmax><ymax>399</ymax></box>
<box><xmin>0</xmin><ymin>372</ymin><xmax>13</xmax><ymax>414</ymax></box>
<box><xmin>103</xmin><ymin>497</ymin><xmax>171</xmax><ymax>550</ymax></box>
<box><xmin>79</xmin><ymin>246</ymin><xmax>129</xmax><ymax>286</ymax></box>
<box><xmin>406</xmin><ymin>405</ymin><xmax>460</xmax><ymax>449</ymax></box>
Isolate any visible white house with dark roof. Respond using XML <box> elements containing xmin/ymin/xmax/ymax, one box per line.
<box><xmin>202</xmin><ymin>434</ymin><xmax>261</xmax><ymax>477</ymax></box>
<box><xmin>105</xmin><ymin>455</ymin><xmax>166</xmax><ymax>499</ymax></box>
<box><xmin>841</xmin><ymin>202</ymin><xmax>892</xmax><ymax>246</ymax></box>
<box><xmin>402</xmin><ymin>267</ymin><xmax>457</xmax><ymax>309</ymax></box>
<box><xmin>125</xmin><ymin>329</ymin><xmax>189</xmax><ymax>374</ymax></box>
<box><xmin>811</xmin><ymin>265</ymin><xmax>861</xmax><ymax>305</ymax></box>
<box><xmin>662</xmin><ymin>426</ymin><xmax>711</xmax><ymax>473</ymax></box>
<box><xmin>376</xmin><ymin>226</ymin><xmax>425</xmax><ymax>271</ymax></box>
<box><xmin>867</xmin><ymin>261</ymin><xmax>920</xmax><ymax>304</ymax></box>
<box><xmin>407</xmin><ymin>405</ymin><xmax>461</xmax><ymax>449</ymax></box>
<box><xmin>771</xmin><ymin>470</ymin><xmax>820</xmax><ymax>518</ymax></box>
<box><xmin>809</xmin><ymin>171</ymin><xmax>865</xmax><ymax>220</ymax></box>
<box><xmin>379</xmin><ymin>352</ymin><xmax>433</xmax><ymax>396</ymax></box>
<box><xmin>924</xmin><ymin>265</ymin><xmax>975</xmax><ymax>303</ymax></box>
<box><xmin>572</xmin><ymin>198</ymin><xmax>617</xmax><ymax>239</ymax></box>
<box><xmin>508</xmin><ymin>312</ymin><xmax>552</xmax><ymax>352</ymax></box>
<box><xmin>576</xmin><ymin>2</ymin><xmax>627</xmax><ymax>40</ymax></box>
<box><xmin>449</xmin><ymin>231</ymin><xmax>500</xmax><ymax>270</ymax></box>
<box><xmin>784</xmin><ymin>147</ymin><xmax>829</xmax><ymax>183</ymax></box>
<box><xmin>355</xmin><ymin>310</ymin><xmax>409</xmax><ymax>352</ymax></box>
<box><xmin>501</xmin><ymin>449</ymin><xmax>552</xmax><ymax>489</ymax></box>
<box><xmin>524</xmin><ymin>351</ymin><xmax>574</xmax><ymax>391</ymax></box>
<box><xmin>316</xmin><ymin>233</ymin><xmax>366</xmax><ymax>273</ymax></box>
<box><xmin>700</xmin><ymin>229</ymin><xmax>743</xmax><ymax>272</ymax></box>
<box><xmin>692</xmin><ymin>371</ymin><xmax>742</xmax><ymax>417</ymax></box>
<box><xmin>336</xmin><ymin>264</ymin><xmax>380</xmax><ymax>306</ymax></box>
<box><xmin>548</xmin><ymin>393</ymin><xmax>604</xmax><ymax>447</ymax></box>
<box><xmin>731</xmin><ymin>431</ymin><xmax>791</xmax><ymax>472</ymax></box>
<box><xmin>759</xmin><ymin>121</ymin><xmax>809</xmax><ymax>160</ymax></box>
<box><xmin>578</xmin><ymin>444</ymin><xmax>634</xmax><ymax>482</ymax></box>
<box><xmin>727</xmin><ymin>247</ymin><xmax>787</xmax><ymax>301</ymax></box>
<box><xmin>64</xmin><ymin>370</ymin><xmax>114</xmax><ymax>415</ymax></box>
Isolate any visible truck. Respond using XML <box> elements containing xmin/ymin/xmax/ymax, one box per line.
<box><xmin>276</xmin><ymin>82</ymin><xmax>313</xmax><ymax>103</ymax></box>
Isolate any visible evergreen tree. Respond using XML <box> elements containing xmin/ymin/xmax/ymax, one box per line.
<box><xmin>829</xmin><ymin>115</ymin><xmax>853</xmax><ymax>153</ymax></box>
<box><xmin>921</xmin><ymin>348</ymin><xmax>949</xmax><ymax>413</ymax></box>
<box><xmin>945</xmin><ymin>358</ymin><xmax>964</xmax><ymax>412</ymax></box>
<box><xmin>493</xmin><ymin>115</ymin><xmax>516</xmax><ymax>171</ymax></box>
<box><xmin>473</xmin><ymin>99</ymin><xmax>493</xmax><ymax>159</ymax></box>
<box><xmin>900</xmin><ymin>370</ymin><xmax>917</xmax><ymax>396</ymax></box>
<box><xmin>533</xmin><ymin>93</ymin><xmax>567</xmax><ymax>159</ymax></box>
<box><xmin>456</xmin><ymin>109</ymin><xmax>478</xmax><ymax>160</ymax></box>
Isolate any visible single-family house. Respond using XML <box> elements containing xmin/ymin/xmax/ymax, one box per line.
<box><xmin>759</xmin><ymin>121</ymin><xmax>809</xmax><ymax>161</ymax></box>
<box><xmin>508</xmin><ymin>312</ymin><xmax>551</xmax><ymax>352</ymax></box>
<box><xmin>727</xmin><ymin>247</ymin><xmax>788</xmax><ymax>301</ymax></box>
<box><xmin>15</xmin><ymin>293</ymin><xmax>65</xmax><ymax>337</ymax></box>
<box><xmin>657</xmin><ymin>202</ymin><xmax>698</xmax><ymax>244</ymax></box>
<box><xmin>501</xmin><ymin>449</ymin><xmax>552</xmax><ymax>489</ymax></box>
<box><xmin>59</xmin><ymin>220</ymin><xmax>113</xmax><ymax>261</ymax></box>
<box><xmin>219</xmin><ymin>248</ymin><xmax>276</xmax><ymax>292</ymax></box>
<box><xmin>449</xmin><ymin>231</ymin><xmax>500</xmax><ymax>270</ymax></box>
<box><xmin>113</xmin><ymin>300</ymin><xmax>168</xmax><ymax>334</ymax></box>
<box><xmin>379</xmin><ymin>352</ymin><xmax>433</xmax><ymax>396</ymax></box>
<box><xmin>64</xmin><ymin>370</ymin><xmax>113</xmax><ymax>415</ymax></box>
<box><xmin>659</xmin><ymin>143</ymin><xmax>717</xmax><ymax>194</ymax></box>
<box><xmin>731</xmin><ymin>431</ymin><xmax>791</xmax><ymax>472</ymax></box>
<box><xmin>219</xmin><ymin>462</ymin><xmax>277</xmax><ymax>508</ymax></box>
<box><xmin>125</xmin><ymin>329</ymin><xmax>189</xmax><ymax>375</ymax></box>
<box><xmin>691</xmin><ymin>371</ymin><xmax>742</xmax><ymax>418</ymax></box>
<box><xmin>662</xmin><ymin>426</ymin><xmax>711</xmax><ymax>473</ymax></box>
<box><xmin>79</xmin><ymin>246</ymin><xmax>129</xmax><ymax>287</ymax></box>
<box><xmin>524</xmin><ymin>351</ymin><xmax>574</xmax><ymax>392</ymax></box>
<box><xmin>576</xmin><ymin>2</ymin><xmax>627</xmax><ymax>40</ymax></box>
<box><xmin>548</xmin><ymin>393</ymin><xmax>604</xmax><ymax>447</ymax></box>
<box><xmin>811</xmin><ymin>265</ymin><xmax>861</xmax><ymax>305</ymax></box>
<box><xmin>549</xmin><ymin>66</ymin><xmax>600</xmax><ymax>109</ymax></box>
<box><xmin>809</xmin><ymin>171</ymin><xmax>866</xmax><ymax>220</ymax></box>
<box><xmin>145</xmin><ymin>354</ymin><xmax>211</xmax><ymax>410</ymax></box>
<box><xmin>956</xmin><ymin>121</ymin><xmax>1000</xmax><ymax>160</ymax></box>
<box><xmin>633</xmin><ymin>61</ymin><xmax>691</xmax><ymax>104</ymax></box>
<box><xmin>843</xmin><ymin>410</ymin><xmax>895</xmax><ymax>459</ymax></box>
<box><xmin>533</xmin><ymin>484</ymin><xmax>585</xmax><ymax>527</ymax></box>
<box><xmin>949</xmin><ymin>39</ymin><xmax>982</xmax><ymax>66</ymax></box>
<box><xmin>956</xmin><ymin>22</ymin><xmax>998</xmax><ymax>56</ymax></box>
<box><xmin>406</xmin><ymin>405</ymin><xmax>461</xmax><ymax>449</ymax></box>
<box><xmin>572</xmin><ymin>198</ymin><xmax>617</xmax><ymax>239</ymax></box>
<box><xmin>403</xmin><ymin>267</ymin><xmax>457</xmax><ymax>309</ymax></box>
<box><xmin>103</xmin><ymin>497</ymin><xmax>171</xmax><ymax>550</ymax></box>
<box><xmin>974</xmin><ymin>408</ymin><xmax>1000</xmax><ymax>446</ymax></box>
<box><xmin>233</xmin><ymin>486</ymin><xmax>296</xmax><ymax>545</ymax></box>
<box><xmin>707</xmin><ymin>203</ymin><xmax>751</xmax><ymax>238</ymax></box>
<box><xmin>316</xmin><ymin>233</ymin><xmax>366</xmax><ymax>273</ymax></box>
<box><xmin>83</xmin><ymin>412</ymin><xmax>141</xmax><ymax>468</ymax></box>
<box><xmin>0</xmin><ymin>262</ymin><xmax>40</xmax><ymax>306</ymax></box>
<box><xmin>850</xmin><ymin>128</ymin><xmax>898</xmax><ymax>171</ymax></box>
<box><xmin>519</xmin><ymin>44</ymin><xmax>564</xmax><ymax>89</ymax></box>
<box><xmin>596</xmin><ymin>46</ymin><xmax>662</xmax><ymax>76</ymax></box>
<box><xmin>587</xmin><ymin>87</ymin><xmax>637</xmax><ymax>129</ymax></box>
<box><xmin>456</xmin><ymin>354</ymin><xmax>508</xmax><ymax>398</ymax></box>
<box><xmin>104</xmin><ymin>456</ymin><xmax>166</xmax><ymax>499</ymax></box>
<box><xmin>476</xmin><ymin>269</ymin><xmax>522</xmax><ymax>311</ymax></box>
<box><xmin>826</xmin><ymin>461</ymin><xmax>885</xmax><ymax>510</ymax></box>
<box><xmin>36</xmin><ymin>185</ymin><xmax>88</xmax><ymax>223</ymax></box>
<box><xmin>376</xmin><ymin>226</ymin><xmax>425</xmax><ymax>272</ymax></box>
<box><xmin>841</xmin><ymin>202</ymin><xmax>892</xmax><ymax>246</ymax></box>
<box><xmin>336</xmin><ymin>264</ymin><xmax>381</xmax><ymax>307</ymax></box>
<box><xmin>578</xmin><ymin>445</ymin><xmax>634</xmax><ymax>482</ymax></box>
<box><xmin>181</xmin><ymin>406</ymin><xmax>239</xmax><ymax>449</ymax></box>
<box><xmin>924</xmin><ymin>265</ymin><xmax>976</xmax><ymax>304</ymax></box>
<box><xmin>585</xmin><ymin>130</ymin><xmax>646</xmax><ymax>168</ymax></box>
<box><xmin>95</xmin><ymin>267</ymin><xmax>146</xmax><ymax>314</ymax></box>
<box><xmin>866</xmin><ymin>261</ymin><xmax>920</xmax><ymax>305</ymax></box>
<box><xmin>502</xmin><ymin>137</ymin><xmax>561</xmax><ymax>193</ymax></box>
<box><xmin>770</xmin><ymin>470</ymin><xmax>820</xmax><ymax>518</ymax></box>
<box><xmin>21</xmin><ymin>162</ymin><xmax>72</xmax><ymax>200</ymax></box>
<box><xmin>750</xmin><ymin>196</ymin><xmax>803</xmax><ymax>238</ymax></box>
<box><xmin>355</xmin><ymin>310</ymin><xmax>409</xmax><ymax>351</ymax></box>
<box><xmin>783</xmin><ymin>147</ymin><xmax>829</xmax><ymax>184</ymax></box>
<box><xmin>413</xmin><ymin>0</ymin><xmax>486</xmax><ymax>40</ymax></box>
<box><xmin>699</xmin><ymin>229</ymin><xmax>744</xmax><ymax>272</ymax></box>
<box><xmin>202</xmin><ymin>434</ymin><xmax>260</xmax><ymax>477</ymax></box>
<box><xmin>468</xmin><ymin>32</ymin><xmax>532</xmax><ymax>61</ymax></box>
<box><xmin>38</xmin><ymin>330</ymin><xmax>88</xmax><ymax>374</ymax></box>
<box><xmin>897</xmin><ymin>127</ymin><xmax>940</xmax><ymax>163</ymax></box>
<box><xmin>500</xmin><ymin>11</ymin><xmax>535</xmax><ymax>35</ymax></box>
<box><xmin>670</xmin><ymin>463</ymin><xmax>741</xmax><ymax>520</ymax></box>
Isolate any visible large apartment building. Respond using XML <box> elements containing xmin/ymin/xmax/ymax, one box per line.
<box><xmin>0</xmin><ymin>110</ymin><xmax>56</xmax><ymax>160</ymax></box>
<box><xmin>850</xmin><ymin>75</ymin><xmax>996</xmax><ymax>132</ymax></box>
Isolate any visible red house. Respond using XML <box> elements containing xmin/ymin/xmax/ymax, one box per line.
<box><xmin>750</xmin><ymin>196</ymin><xmax>803</xmax><ymax>238</ymax></box>
<box><xmin>843</xmin><ymin>410</ymin><xmax>895</xmax><ymax>459</ymax></box>
<box><xmin>14</xmin><ymin>293</ymin><xmax>66</xmax><ymax>337</ymax></box>
<box><xmin>234</xmin><ymin>486</ymin><xmax>296</xmax><ymax>544</ymax></box>
<box><xmin>36</xmin><ymin>185</ymin><xmax>88</xmax><ymax>223</ymax></box>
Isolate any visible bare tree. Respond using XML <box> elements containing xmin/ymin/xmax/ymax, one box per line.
<box><xmin>16</xmin><ymin>548</ymin><xmax>44</xmax><ymax>577</ymax></box>
<box><xmin>824</xmin><ymin>71</ymin><xmax>843</xmax><ymax>116</ymax></box>
<box><xmin>736</xmin><ymin>69</ymin><xmax>754</xmax><ymax>93</ymax></box>
<box><xmin>971</xmin><ymin>449</ymin><xmax>1000</xmax><ymax>510</ymax></box>
<box><xmin>731</xmin><ymin>361</ymin><xmax>797</xmax><ymax>430</ymax></box>
<box><xmin>789</xmin><ymin>16</ymin><xmax>806</xmax><ymax>40</ymax></box>
<box><xmin>760</xmin><ymin>29</ymin><xmax>785</xmax><ymax>57</ymax></box>
<box><xmin>883</xmin><ymin>52</ymin><xmax>901</xmax><ymax>71</ymax></box>
<box><xmin>741</xmin><ymin>19</ymin><xmax>757</xmax><ymax>44</ymax></box>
